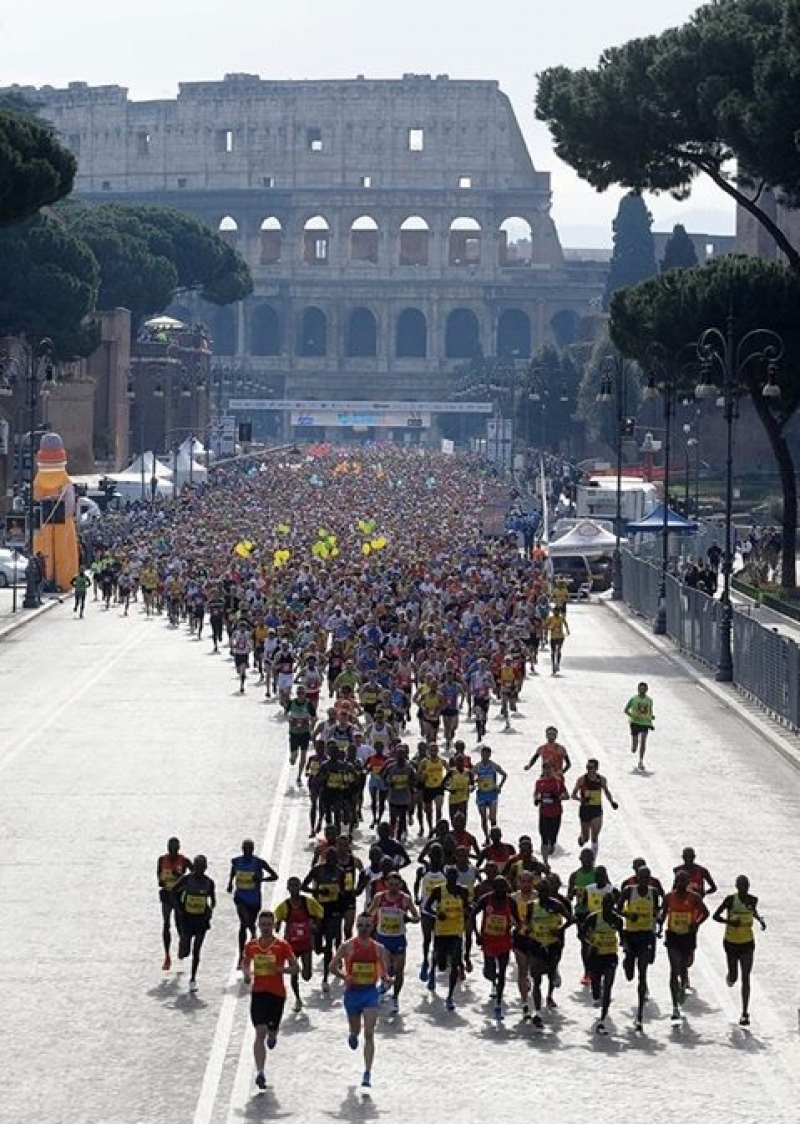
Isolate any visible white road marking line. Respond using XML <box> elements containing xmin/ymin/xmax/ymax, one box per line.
<box><xmin>192</xmin><ymin>754</ymin><xmax>291</xmax><ymax>1124</ymax></box>
<box><xmin>225</xmin><ymin>801</ymin><xmax>301</xmax><ymax>1119</ymax></box>
<box><xmin>0</xmin><ymin>623</ymin><xmax>142</xmax><ymax>773</ymax></box>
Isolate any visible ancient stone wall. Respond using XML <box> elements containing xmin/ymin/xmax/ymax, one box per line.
<box><xmin>9</xmin><ymin>75</ymin><xmax>605</xmax><ymax>410</ymax></box>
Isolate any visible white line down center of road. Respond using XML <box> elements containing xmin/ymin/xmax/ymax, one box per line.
<box><xmin>192</xmin><ymin>754</ymin><xmax>292</xmax><ymax>1124</ymax></box>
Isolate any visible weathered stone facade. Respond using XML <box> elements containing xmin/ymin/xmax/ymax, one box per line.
<box><xmin>12</xmin><ymin>74</ymin><xmax>604</xmax><ymax>420</ymax></box>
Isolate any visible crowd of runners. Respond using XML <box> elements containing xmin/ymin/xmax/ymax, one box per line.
<box><xmin>85</xmin><ymin>445</ymin><xmax>766</xmax><ymax>1091</ymax></box>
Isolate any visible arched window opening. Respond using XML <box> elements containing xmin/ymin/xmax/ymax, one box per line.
<box><xmin>349</xmin><ymin>215</ymin><xmax>379</xmax><ymax>264</ymax></box>
<box><xmin>250</xmin><ymin>304</ymin><xmax>281</xmax><ymax>356</ymax></box>
<box><xmin>259</xmin><ymin>217</ymin><xmax>282</xmax><ymax>265</ymax></box>
<box><xmin>347</xmin><ymin>307</ymin><xmax>377</xmax><ymax>358</ymax></box>
<box><xmin>298</xmin><ymin>307</ymin><xmax>327</xmax><ymax>356</ymax></box>
<box><xmin>396</xmin><ymin>308</ymin><xmax>427</xmax><ymax>358</ymax></box>
<box><xmin>497</xmin><ymin>309</ymin><xmax>531</xmax><ymax>358</ymax></box>
<box><xmin>445</xmin><ymin>308</ymin><xmax>481</xmax><ymax>359</ymax></box>
<box><xmin>448</xmin><ymin>217</ymin><xmax>481</xmax><ymax>266</ymax></box>
<box><xmin>399</xmin><ymin>215</ymin><xmax>430</xmax><ymax>266</ymax></box>
<box><xmin>499</xmin><ymin>217</ymin><xmax>533</xmax><ymax>266</ymax></box>
<box><xmin>303</xmin><ymin>215</ymin><xmax>330</xmax><ymax>265</ymax></box>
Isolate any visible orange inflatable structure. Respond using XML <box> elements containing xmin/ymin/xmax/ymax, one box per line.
<box><xmin>32</xmin><ymin>432</ymin><xmax>80</xmax><ymax>591</ymax></box>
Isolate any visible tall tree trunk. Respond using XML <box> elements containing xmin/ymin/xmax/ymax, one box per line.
<box><xmin>750</xmin><ymin>394</ymin><xmax>797</xmax><ymax>592</ymax></box>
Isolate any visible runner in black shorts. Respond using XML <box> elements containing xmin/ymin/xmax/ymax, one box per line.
<box><xmin>241</xmin><ymin>911</ymin><xmax>298</xmax><ymax>1089</ymax></box>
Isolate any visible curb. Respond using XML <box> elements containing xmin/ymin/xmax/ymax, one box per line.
<box><xmin>0</xmin><ymin>597</ymin><xmax>62</xmax><ymax>642</ymax></box>
<box><xmin>601</xmin><ymin>596</ymin><xmax>800</xmax><ymax>775</ymax></box>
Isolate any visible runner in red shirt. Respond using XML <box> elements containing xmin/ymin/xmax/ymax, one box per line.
<box><xmin>533</xmin><ymin>761</ymin><xmax>570</xmax><ymax>862</ymax></box>
<box><xmin>241</xmin><ymin>910</ymin><xmax>299</xmax><ymax>1089</ymax></box>
<box><xmin>478</xmin><ymin>826</ymin><xmax>516</xmax><ymax>869</ymax></box>
<box><xmin>273</xmin><ymin>877</ymin><xmax>324</xmax><ymax>1012</ymax></box>
<box><xmin>472</xmin><ymin>876</ymin><xmax>520</xmax><ymax>1021</ymax></box>
<box><xmin>156</xmin><ymin>837</ymin><xmax>192</xmax><ymax>971</ymax></box>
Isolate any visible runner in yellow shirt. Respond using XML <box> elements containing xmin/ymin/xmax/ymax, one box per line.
<box><xmin>712</xmin><ymin>874</ymin><xmax>766</xmax><ymax>1027</ymax></box>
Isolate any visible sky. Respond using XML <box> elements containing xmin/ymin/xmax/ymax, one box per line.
<box><xmin>0</xmin><ymin>0</ymin><xmax>733</xmax><ymax>247</ymax></box>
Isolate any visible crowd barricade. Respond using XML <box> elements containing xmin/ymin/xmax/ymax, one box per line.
<box><xmin>621</xmin><ymin>550</ymin><xmax>800</xmax><ymax>731</ymax></box>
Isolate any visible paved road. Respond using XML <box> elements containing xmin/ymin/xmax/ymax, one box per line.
<box><xmin>1</xmin><ymin>598</ymin><xmax>799</xmax><ymax>1124</ymax></box>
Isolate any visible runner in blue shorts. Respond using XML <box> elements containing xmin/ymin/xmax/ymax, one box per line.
<box><xmin>368</xmin><ymin>871</ymin><xmax>419</xmax><ymax>1015</ymax></box>
<box><xmin>331</xmin><ymin>915</ymin><xmax>391</xmax><ymax>1089</ymax></box>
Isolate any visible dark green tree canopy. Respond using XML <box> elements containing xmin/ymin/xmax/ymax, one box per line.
<box><xmin>610</xmin><ymin>254</ymin><xmax>800</xmax><ymax>425</ymax></box>
<box><xmin>0</xmin><ymin>106</ymin><xmax>76</xmax><ymax>227</ymax></box>
<box><xmin>609</xmin><ymin>253</ymin><xmax>800</xmax><ymax>587</ymax></box>
<box><xmin>604</xmin><ymin>192</ymin><xmax>657</xmax><ymax>309</ymax></box>
<box><xmin>0</xmin><ymin>215</ymin><xmax>99</xmax><ymax>356</ymax></box>
<box><xmin>661</xmin><ymin>224</ymin><xmax>699</xmax><ymax>271</ymax></box>
<box><xmin>62</xmin><ymin>203</ymin><xmax>253</xmax><ymax>319</ymax></box>
<box><xmin>535</xmin><ymin>0</ymin><xmax>800</xmax><ymax>269</ymax></box>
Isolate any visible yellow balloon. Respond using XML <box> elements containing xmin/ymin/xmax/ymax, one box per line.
<box><xmin>361</xmin><ymin>543</ymin><xmax>371</xmax><ymax>556</ymax></box>
<box><xmin>331</xmin><ymin>546</ymin><xmax>340</xmax><ymax>557</ymax></box>
<box><xmin>277</xmin><ymin>523</ymin><xmax>290</xmax><ymax>534</ymax></box>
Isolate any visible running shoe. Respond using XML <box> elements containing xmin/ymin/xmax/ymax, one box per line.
<box><xmin>188</xmin><ymin>979</ymin><xmax>198</xmax><ymax>993</ymax></box>
<box><xmin>445</xmin><ymin>997</ymin><xmax>455</xmax><ymax>1012</ymax></box>
<box><xmin>595</xmin><ymin>1021</ymin><xmax>608</xmax><ymax>1036</ymax></box>
<box><xmin>553</xmin><ymin>970</ymin><xmax>562</xmax><ymax>988</ymax></box>
<box><xmin>348</xmin><ymin>1033</ymin><xmax>359</xmax><ymax>1050</ymax></box>
<box><xmin>362</xmin><ymin>1071</ymin><xmax>371</xmax><ymax>1088</ymax></box>
<box><xmin>390</xmin><ymin>998</ymin><xmax>399</xmax><ymax>1016</ymax></box>
<box><xmin>726</xmin><ymin>973</ymin><xmax>736</xmax><ymax>987</ymax></box>
<box><xmin>739</xmin><ymin>1013</ymin><xmax>750</xmax><ymax>1027</ymax></box>
<box><xmin>322</xmin><ymin>980</ymin><xmax>331</xmax><ymax>995</ymax></box>
<box><xmin>293</xmin><ymin>998</ymin><xmax>304</xmax><ymax>1013</ymax></box>
<box><xmin>162</xmin><ymin>954</ymin><xmax>172</xmax><ymax>971</ymax></box>
<box><xmin>493</xmin><ymin>1004</ymin><xmax>503</xmax><ymax>1021</ymax></box>
<box><xmin>547</xmin><ymin>996</ymin><xmax>558</xmax><ymax>1009</ymax></box>
<box><xmin>522</xmin><ymin>1004</ymin><xmax>531</xmax><ymax>1022</ymax></box>
<box><xmin>426</xmin><ymin>975</ymin><xmax>436</xmax><ymax>993</ymax></box>
<box><xmin>531</xmin><ymin>1014</ymin><xmax>544</xmax><ymax>1029</ymax></box>
<box><xmin>255</xmin><ymin>1072</ymin><xmax>266</xmax><ymax>1090</ymax></box>
<box><xmin>671</xmin><ymin>1007</ymin><xmax>681</xmax><ymax>1021</ymax></box>
<box><xmin>266</xmin><ymin>1035</ymin><xmax>277</xmax><ymax>1050</ymax></box>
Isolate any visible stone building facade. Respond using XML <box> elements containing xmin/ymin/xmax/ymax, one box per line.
<box><xmin>13</xmin><ymin>73</ymin><xmax>605</xmax><ymax>439</ymax></box>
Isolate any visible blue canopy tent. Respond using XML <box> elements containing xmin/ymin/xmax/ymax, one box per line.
<box><xmin>627</xmin><ymin>504</ymin><xmax>699</xmax><ymax>534</ymax></box>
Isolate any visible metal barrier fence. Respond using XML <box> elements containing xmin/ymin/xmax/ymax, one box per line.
<box><xmin>621</xmin><ymin>549</ymin><xmax>800</xmax><ymax>729</ymax></box>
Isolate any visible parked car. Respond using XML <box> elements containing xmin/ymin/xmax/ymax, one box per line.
<box><xmin>0</xmin><ymin>547</ymin><xmax>28</xmax><ymax>587</ymax></box>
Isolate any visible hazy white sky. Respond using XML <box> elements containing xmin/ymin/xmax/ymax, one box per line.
<box><xmin>1</xmin><ymin>0</ymin><xmax>733</xmax><ymax>245</ymax></box>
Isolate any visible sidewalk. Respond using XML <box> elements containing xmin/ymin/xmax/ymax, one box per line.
<box><xmin>602</xmin><ymin>593</ymin><xmax>800</xmax><ymax>774</ymax></box>
<box><xmin>0</xmin><ymin>587</ymin><xmax>62</xmax><ymax>641</ymax></box>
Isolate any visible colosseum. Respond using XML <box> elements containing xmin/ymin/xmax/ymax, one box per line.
<box><xmin>14</xmin><ymin>73</ymin><xmax>604</xmax><ymax>441</ymax></box>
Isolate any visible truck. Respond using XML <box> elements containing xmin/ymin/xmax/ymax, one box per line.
<box><xmin>575</xmin><ymin>477</ymin><xmax>658</xmax><ymax>529</ymax></box>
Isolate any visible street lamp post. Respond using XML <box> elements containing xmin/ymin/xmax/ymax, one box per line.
<box><xmin>645</xmin><ymin>376</ymin><xmax>674</xmax><ymax>636</ymax></box>
<box><xmin>23</xmin><ymin>338</ymin><xmax>55</xmax><ymax>609</ymax></box>
<box><xmin>682</xmin><ymin>424</ymin><xmax>698</xmax><ymax>515</ymax></box>
<box><xmin>694</xmin><ymin>313</ymin><xmax>783</xmax><ymax>682</ymax></box>
<box><xmin>596</xmin><ymin>353</ymin><xmax>636</xmax><ymax>601</ymax></box>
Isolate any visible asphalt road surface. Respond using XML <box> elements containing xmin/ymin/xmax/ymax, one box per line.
<box><xmin>1</xmin><ymin>598</ymin><xmax>799</xmax><ymax>1124</ymax></box>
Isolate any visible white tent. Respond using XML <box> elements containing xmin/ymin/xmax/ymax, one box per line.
<box><xmin>170</xmin><ymin>444</ymin><xmax>207</xmax><ymax>487</ymax></box>
<box><xmin>179</xmin><ymin>435</ymin><xmax>205</xmax><ymax>458</ymax></box>
<box><xmin>124</xmin><ymin>451</ymin><xmax>173</xmax><ymax>480</ymax></box>
<box><xmin>105</xmin><ymin>471</ymin><xmax>172</xmax><ymax>501</ymax></box>
<box><xmin>547</xmin><ymin>519</ymin><xmax>622</xmax><ymax>557</ymax></box>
